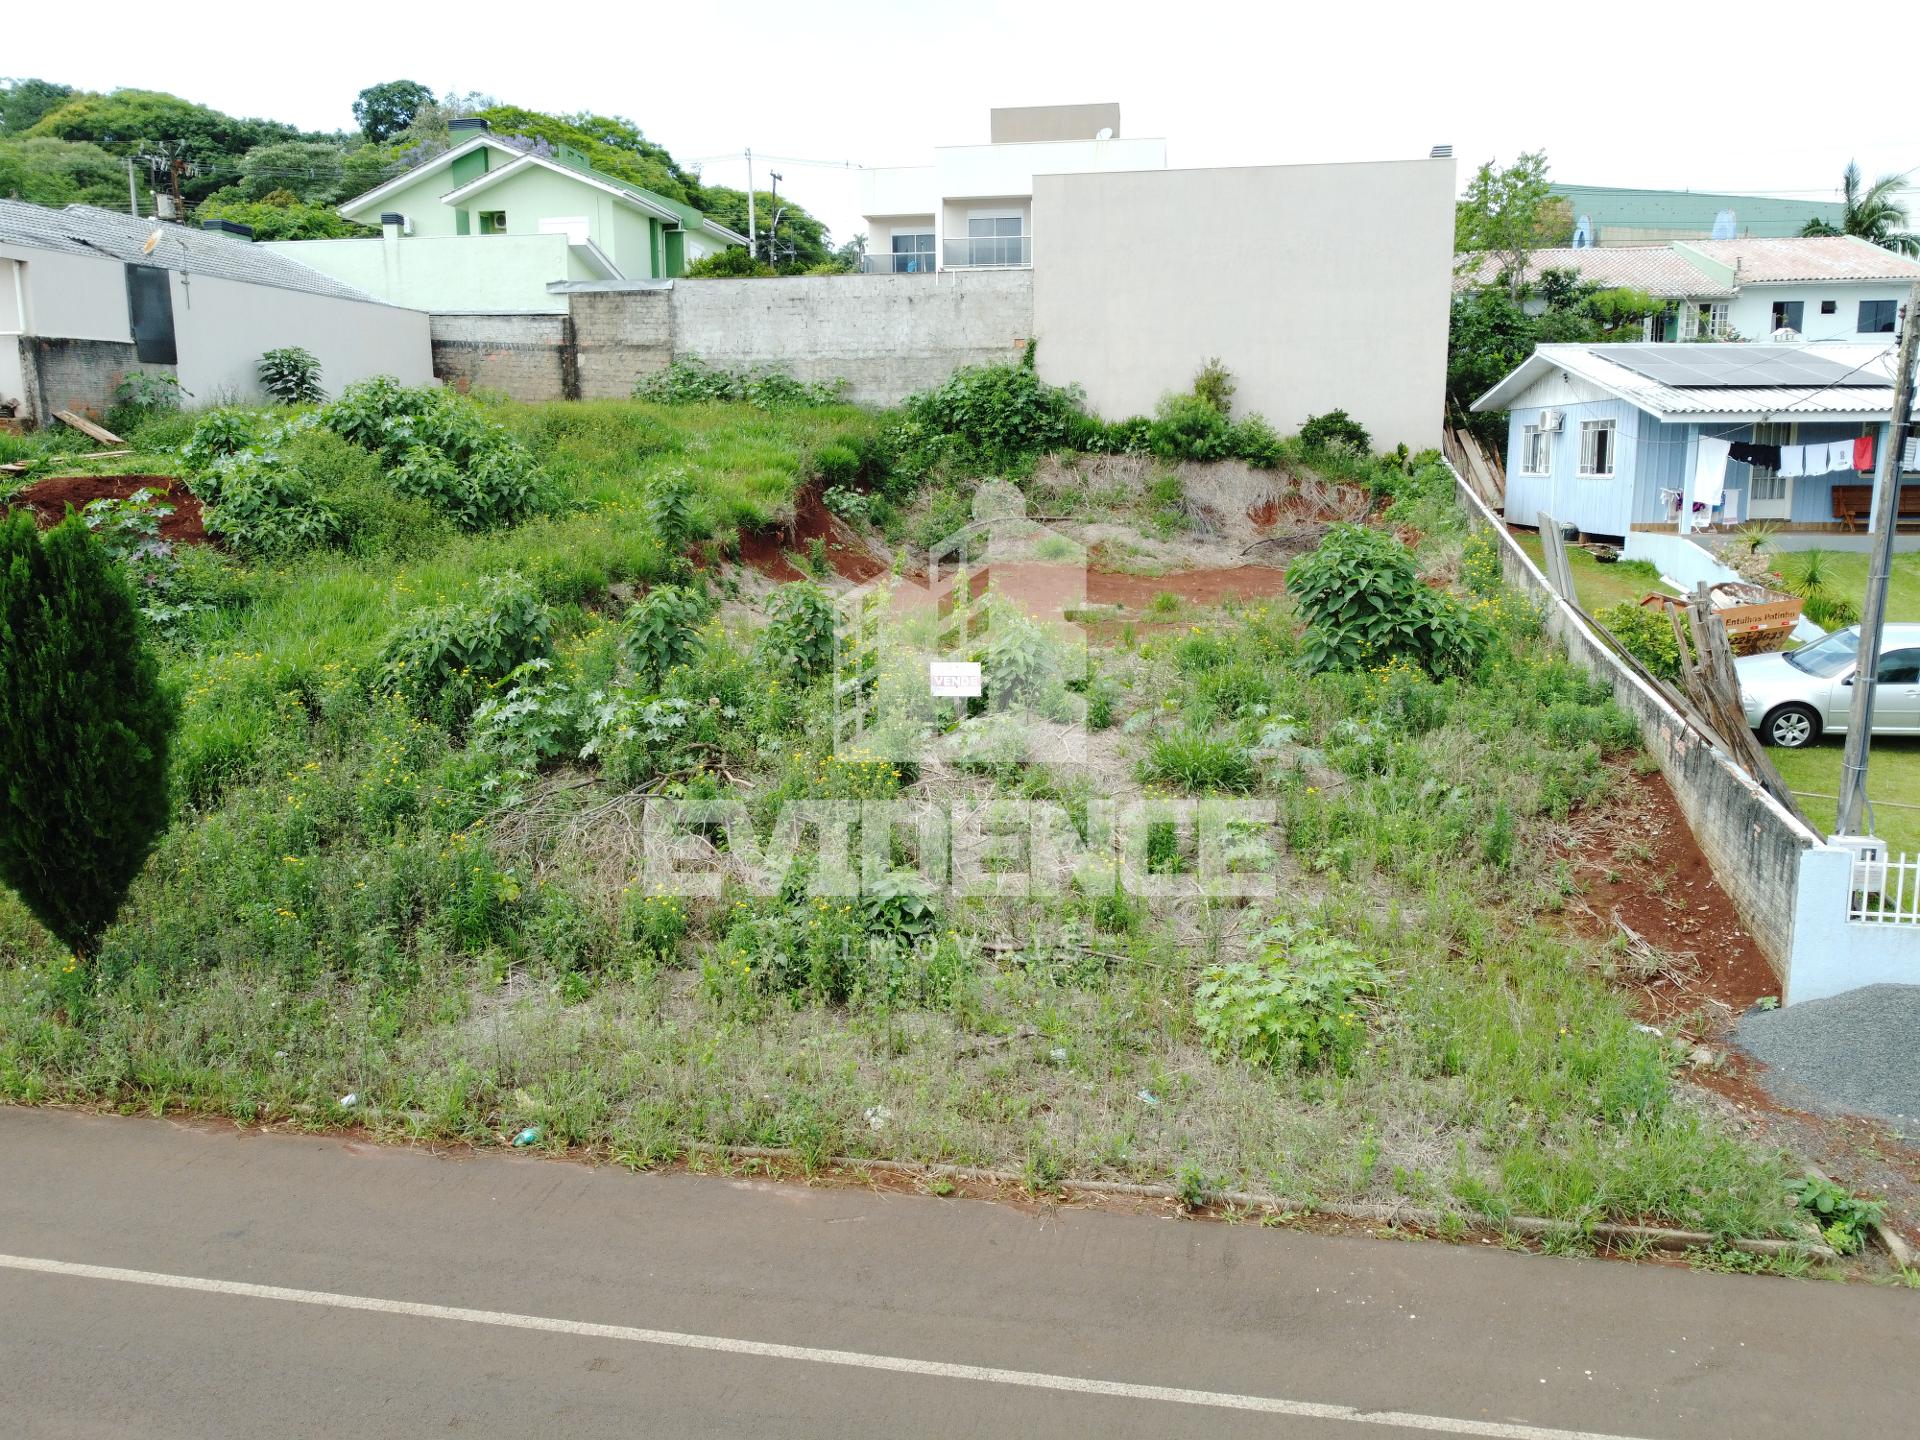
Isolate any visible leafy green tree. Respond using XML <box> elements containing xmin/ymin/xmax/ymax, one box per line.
<box><xmin>0</xmin><ymin>136</ymin><xmax>124</xmax><ymax>207</ymax></box>
<box><xmin>1801</xmin><ymin>161</ymin><xmax>1918</xmax><ymax>257</ymax></box>
<box><xmin>1455</xmin><ymin>151</ymin><xmax>1569</xmax><ymax>298</ymax></box>
<box><xmin>195</xmin><ymin>189</ymin><xmax>368</xmax><ymax>240</ymax></box>
<box><xmin>0</xmin><ymin>77</ymin><xmax>75</xmax><ymax>135</ymax></box>
<box><xmin>697</xmin><ymin>185</ymin><xmax>833</xmax><ymax>271</ymax></box>
<box><xmin>27</xmin><ymin>88</ymin><xmax>298</xmax><ymax>202</ymax></box>
<box><xmin>235</xmin><ymin>139</ymin><xmax>349</xmax><ymax>203</ymax></box>
<box><xmin>0</xmin><ymin>511</ymin><xmax>177</xmax><ymax>957</ymax></box>
<box><xmin>353</xmin><ymin>80</ymin><xmax>435</xmax><ymax>144</ymax></box>
<box><xmin>471</xmin><ymin>105</ymin><xmax>698</xmax><ymax>203</ymax></box>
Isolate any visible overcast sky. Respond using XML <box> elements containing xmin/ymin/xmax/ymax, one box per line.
<box><xmin>11</xmin><ymin>0</ymin><xmax>1914</xmax><ymax>245</ymax></box>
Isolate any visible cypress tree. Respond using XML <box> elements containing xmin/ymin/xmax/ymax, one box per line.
<box><xmin>0</xmin><ymin>510</ymin><xmax>177</xmax><ymax>956</ymax></box>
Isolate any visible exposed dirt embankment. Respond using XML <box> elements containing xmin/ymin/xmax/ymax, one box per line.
<box><xmin>7</xmin><ymin>474</ymin><xmax>206</xmax><ymax>545</ymax></box>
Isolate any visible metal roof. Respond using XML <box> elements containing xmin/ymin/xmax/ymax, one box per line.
<box><xmin>1676</xmin><ymin>235</ymin><xmax>1920</xmax><ymax>284</ymax></box>
<box><xmin>1473</xmin><ymin>342</ymin><xmax>1905</xmax><ymax>421</ymax></box>
<box><xmin>1452</xmin><ymin>246</ymin><xmax>1734</xmax><ymax>298</ymax></box>
<box><xmin>0</xmin><ymin>201</ymin><xmax>386</xmax><ymax>303</ymax></box>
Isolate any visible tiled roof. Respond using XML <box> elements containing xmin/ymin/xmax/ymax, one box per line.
<box><xmin>1453</xmin><ymin>246</ymin><xmax>1734</xmax><ymax>298</ymax></box>
<box><xmin>1676</xmin><ymin>235</ymin><xmax>1920</xmax><ymax>283</ymax></box>
<box><xmin>0</xmin><ymin>201</ymin><xmax>385</xmax><ymax>303</ymax></box>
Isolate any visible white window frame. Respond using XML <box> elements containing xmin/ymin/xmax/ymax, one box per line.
<box><xmin>1578</xmin><ymin>420</ymin><xmax>1617</xmax><ymax>478</ymax></box>
<box><xmin>1747</xmin><ymin>421</ymin><xmax>1794</xmax><ymax>519</ymax></box>
<box><xmin>1681</xmin><ymin>301</ymin><xmax>1730</xmax><ymax>340</ymax></box>
<box><xmin>1520</xmin><ymin>424</ymin><xmax>1552</xmax><ymax>476</ymax></box>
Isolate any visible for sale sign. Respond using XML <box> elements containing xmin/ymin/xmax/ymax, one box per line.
<box><xmin>928</xmin><ymin>661</ymin><xmax>982</xmax><ymax>698</ymax></box>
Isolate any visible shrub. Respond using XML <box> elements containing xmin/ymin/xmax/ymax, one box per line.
<box><xmin>813</xmin><ymin>442</ymin><xmax>860</xmax><ymax>487</ymax></box>
<box><xmin>1597</xmin><ymin>600</ymin><xmax>1683</xmax><ymax>681</ymax></box>
<box><xmin>1149</xmin><ymin>392</ymin><xmax>1233</xmax><ymax>462</ymax></box>
<box><xmin>196</xmin><ymin>450</ymin><xmax>342</xmax><ymax>557</ymax></box>
<box><xmin>631</xmin><ymin>358</ymin><xmax>842</xmax><ymax>408</ymax></box>
<box><xmin>759</xmin><ymin>581</ymin><xmax>836</xmax><ymax>677</ymax></box>
<box><xmin>179</xmin><ymin>410</ymin><xmax>260</xmax><ymax>472</ymax></box>
<box><xmin>1102</xmin><ymin>415</ymin><xmax>1154</xmax><ymax>455</ymax></box>
<box><xmin>898</xmin><ymin>359</ymin><xmax>1085</xmax><ymax>473</ymax></box>
<box><xmin>379</xmin><ymin>571</ymin><xmax>552</xmax><ymax>726</ymax></box>
<box><xmin>1193</xmin><ymin>917</ymin><xmax>1383</xmax><ymax>1073</ymax></box>
<box><xmin>623</xmin><ymin>583</ymin><xmax>708</xmax><ymax>684</ymax></box>
<box><xmin>1227</xmin><ymin>415</ymin><xmax>1285</xmax><ymax>468</ymax></box>
<box><xmin>257</xmin><ymin>346</ymin><xmax>325</xmax><ymax>404</ymax></box>
<box><xmin>0</xmin><ymin>511</ymin><xmax>177</xmax><ymax>955</ymax></box>
<box><xmin>1192</xmin><ymin>357</ymin><xmax>1236</xmax><ymax>416</ymax></box>
<box><xmin>683</xmin><ymin>248</ymin><xmax>778</xmax><ymax>279</ymax></box>
<box><xmin>1288</xmin><ymin>524</ymin><xmax>1490</xmax><ymax>677</ymax></box>
<box><xmin>106</xmin><ymin>371</ymin><xmax>183</xmax><ymax>434</ymax></box>
<box><xmin>1299</xmin><ymin>408</ymin><xmax>1372</xmax><ymax>456</ymax></box>
<box><xmin>1785</xmin><ymin>1175</ymin><xmax>1886</xmax><ymax>1255</ymax></box>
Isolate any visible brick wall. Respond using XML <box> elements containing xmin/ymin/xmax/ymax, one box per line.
<box><xmin>430</xmin><ymin>313</ymin><xmax>574</xmax><ymax>401</ymax></box>
<box><xmin>18</xmin><ymin>337</ymin><xmax>151</xmax><ymax>426</ymax></box>
<box><xmin>569</xmin><ymin>289</ymin><xmax>672</xmax><ymax>400</ymax></box>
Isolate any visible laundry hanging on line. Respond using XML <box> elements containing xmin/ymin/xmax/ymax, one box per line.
<box><xmin>1781</xmin><ymin>445</ymin><xmax>1806</xmax><ymax>478</ymax></box>
<box><xmin>1855</xmin><ymin>434</ymin><xmax>1875</xmax><ymax>472</ymax></box>
<box><xmin>1729</xmin><ymin>441</ymin><xmax>1781</xmax><ymax>468</ymax></box>
<box><xmin>1691</xmin><ymin>437</ymin><xmax>1731</xmax><ymax>507</ymax></box>
<box><xmin>1825</xmin><ymin>440</ymin><xmax>1855</xmax><ymax>475</ymax></box>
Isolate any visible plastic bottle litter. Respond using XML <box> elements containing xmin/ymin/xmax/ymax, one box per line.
<box><xmin>512</xmin><ymin>1126</ymin><xmax>542</xmax><ymax>1147</ymax></box>
<box><xmin>1137</xmin><ymin>1089</ymin><xmax>1159</xmax><ymax>1107</ymax></box>
<box><xmin>338</xmin><ymin>1092</ymin><xmax>358</xmax><ymax>1108</ymax></box>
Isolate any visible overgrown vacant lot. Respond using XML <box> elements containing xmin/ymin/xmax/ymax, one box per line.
<box><xmin>0</xmin><ymin>368</ymin><xmax>1809</xmax><ymax>1248</ymax></box>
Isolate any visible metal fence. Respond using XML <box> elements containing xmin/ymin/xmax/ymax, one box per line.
<box><xmin>942</xmin><ymin>236</ymin><xmax>1031</xmax><ymax>268</ymax></box>
<box><xmin>859</xmin><ymin>253</ymin><xmax>935</xmax><ymax>275</ymax></box>
<box><xmin>1849</xmin><ymin>851</ymin><xmax>1920</xmax><ymax>924</ymax></box>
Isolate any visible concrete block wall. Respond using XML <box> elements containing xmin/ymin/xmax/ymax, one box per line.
<box><xmin>1456</xmin><ymin>473</ymin><xmax>1817</xmax><ymax>980</ymax></box>
<box><xmin>18</xmin><ymin>336</ymin><xmax>149</xmax><ymax>425</ymax></box>
<box><xmin>570</xmin><ymin>289</ymin><xmax>672</xmax><ymax>400</ymax></box>
<box><xmin>668</xmin><ymin>272</ymin><xmax>1034</xmax><ymax>406</ymax></box>
<box><xmin>430</xmin><ymin>313</ymin><xmax>574</xmax><ymax>401</ymax></box>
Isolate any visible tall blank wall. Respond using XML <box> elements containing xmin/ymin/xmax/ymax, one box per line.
<box><xmin>1031</xmin><ymin>159</ymin><xmax>1454</xmax><ymax>452</ymax></box>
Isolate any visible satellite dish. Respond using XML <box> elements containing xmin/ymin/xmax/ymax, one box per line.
<box><xmin>142</xmin><ymin>227</ymin><xmax>165</xmax><ymax>255</ymax></box>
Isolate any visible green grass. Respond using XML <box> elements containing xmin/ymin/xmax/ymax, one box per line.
<box><xmin>0</xmin><ymin>404</ymin><xmax>1809</xmax><ymax>1243</ymax></box>
<box><xmin>1778</xmin><ymin>549</ymin><xmax>1920</xmax><ymax>624</ymax></box>
<box><xmin>1515</xmin><ymin>534</ymin><xmax>1673</xmax><ymax>612</ymax></box>
<box><xmin>1769</xmin><ymin>738</ymin><xmax>1920</xmax><ymax>854</ymax></box>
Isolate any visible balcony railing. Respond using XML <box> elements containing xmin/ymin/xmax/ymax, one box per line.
<box><xmin>860</xmin><ymin>253</ymin><xmax>935</xmax><ymax>275</ymax></box>
<box><xmin>943</xmin><ymin>235</ymin><xmax>1031</xmax><ymax>268</ymax></box>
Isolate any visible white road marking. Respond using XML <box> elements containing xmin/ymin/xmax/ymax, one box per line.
<box><xmin>0</xmin><ymin>1251</ymin><xmax>1655</xmax><ymax>1440</ymax></box>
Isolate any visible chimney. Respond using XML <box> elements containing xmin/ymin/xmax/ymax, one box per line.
<box><xmin>201</xmin><ymin>218</ymin><xmax>254</xmax><ymax>241</ymax></box>
<box><xmin>449</xmin><ymin>117</ymin><xmax>491</xmax><ymax>136</ymax></box>
<box><xmin>1430</xmin><ymin>144</ymin><xmax>1453</xmax><ymax>159</ymax></box>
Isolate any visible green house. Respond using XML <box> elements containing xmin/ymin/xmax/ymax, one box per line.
<box><xmin>262</xmin><ymin>119</ymin><xmax>746</xmax><ymax>313</ymax></box>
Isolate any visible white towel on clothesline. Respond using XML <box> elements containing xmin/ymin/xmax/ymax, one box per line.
<box><xmin>1826</xmin><ymin>440</ymin><xmax>1855</xmax><ymax>475</ymax></box>
<box><xmin>1692</xmin><ymin>436</ymin><xmax>1730</xmax><ymax>508</ymax></box>
<box><xmin>1782</xmin><ymin>445</ymin><xmax>1806</xmax><ymax>478</ymax></box>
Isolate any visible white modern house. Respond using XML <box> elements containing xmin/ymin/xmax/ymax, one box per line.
<box><xmin>1457</xmin><ymin>235</ymin><xmax>1920</xmax><ymax>343</ymax></box>
<box><xmin>859</xmin><ymin>103</ymin><xmax>1166</xmax><ymax>274</ymax></box>
<box><xmin>0</xmin><ymin>201</ymin><xmax>431</xmax><ymax>425</ymax></box>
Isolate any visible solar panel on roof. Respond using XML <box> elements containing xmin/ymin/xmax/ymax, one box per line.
<box><xmin>1604</xmin><ymin>346</ymin><xmax>1880</xmax><ymax>389</ymax></box>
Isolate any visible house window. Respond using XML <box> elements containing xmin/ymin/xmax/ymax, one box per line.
<box><xmin>1520</xmin><ymin>424</ymin><xmax>1552</xmax><ymax>476</ymax></box>
<box><xmin>966</xmin><ymin>214</ymin><xmax>1024</xmax><ymax>266</ymax></box>
<box><xmin>1578</xmin><ymin>420</ymin><xmax>1616</xmax><ymax>478</ymax></box>
<box><xmin>1820</xmin><ymin>299</ymin><xmax>1837</xmax><ymax>315</ymax></box>
<box><xmin>1771</xmin><ymin>300</ymin><xmax>1804</xmax><ymax>333</ymax></box>
<box><xmin>1860</xmin><ymin>299</ymin><xmax>1898</xmax><ymax>334</ymax></box>
<box><xmin>889</xmin><ymin>232</ymin><xmax>934</xmax><ymax>274</ymax></box>
<box><xmin>478</xmin><ymin>210</ymin><xmax>508</xmax><ymax>235</ymax></box>
<box><xmin>1682</xmin><ymin>301</ymin><xmax>1730</xmax><ymax>340</ymax></box>
<box><xmin>1643</xmin><ymin>305</ymin><xmax>1680</xmax><ymax>343</ymax></box>
<box><xmin>1748</xmin><ymin>421</ymin><xmax>1793</xmax><ymax>505</ymax></box>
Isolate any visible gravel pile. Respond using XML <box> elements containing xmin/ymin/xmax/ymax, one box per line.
<box><xmin>1735</xmin><ymin>984</ymin><xmax>1920</xmax><ymax>1129</ymax></box>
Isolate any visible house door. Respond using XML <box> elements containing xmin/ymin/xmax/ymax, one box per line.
<box><xmin>1747</xmin><ymin>422</ymin><xmax>1793</xmax><ymax>520</ymax></box>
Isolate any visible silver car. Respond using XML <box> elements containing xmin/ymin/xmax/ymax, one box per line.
<box><xmin>1737</xmin><ymin>624</ymin><xmax>1920</xmax><ymax>748</ymax></box>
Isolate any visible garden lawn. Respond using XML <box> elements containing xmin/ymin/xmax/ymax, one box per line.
<box><xmin>1769</xmin><ymin>739</ymin><xmax>1920</xmax><ymax>856</ymax></box>
<box><xmin>1788</xmin><ymin>548</ymin><xmax>1920</xmax><ymax>624</ymax></box>
<box><xmin>1514</xmin><ymin>533</ymin><xmax>1673</xmax><ymax>613</ymax></box>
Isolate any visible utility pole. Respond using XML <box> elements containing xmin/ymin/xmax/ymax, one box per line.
<box><xmin>125</xmin><ymin>156</ymin><xmax>139</xmax><ymax>217</ymax></box>
<box><xmin>768</xmin><ymin>171</ymin><xmax>782</xmax><ymax>263</ymax></box>
<box><xmin>744</xmin><ymin>148</ymin><xmax>756</xmax><ymax>261</ymax></box>
<box><xmin>1835</xmin><ymin>277</ymin><xmax>1920</xmax><ymax>836</ymax></box>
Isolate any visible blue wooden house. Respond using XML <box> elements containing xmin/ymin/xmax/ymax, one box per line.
<box><xmin>1474</xmin><ymin>342</ymin><xmax>1916</xmax><ymax>543</ymax></box>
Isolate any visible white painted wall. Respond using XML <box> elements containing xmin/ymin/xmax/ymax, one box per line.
<box><xmin>1032</xmin><ymin>158</ymin><xmax>1455</xmax><ymax>452</ymax></box>
<box><xmin>169</xmin><ymin>271</ymin><xmax>432</xmax><ymax>404</ymax></box>
<box><xmin>933</xmin><ymin>137</ymin><xmax>1166</xmax><ymax>200</ymax></box>
<box><xmin>264</xmin><ymin>235</ymin><xmax>575</xmax><ymax>314</ymax></box>
<box><xmin>862</xmin><ymin>166</ymin><xmax>938</xmax><ymax>218</ymax></box>
<box><xmin>0</xmin><ymin>243</ymin><xmax>131</xmax><ymax>341</ymax></box>
<box><xmin>1727</xmin><ymin>283</ymin><xmax>1911</xmax><ymax>343</ymax></box>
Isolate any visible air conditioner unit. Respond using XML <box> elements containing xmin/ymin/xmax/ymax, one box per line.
<box><xmin>1539</xmin><ymin>409</ymin><xmax>1564</xmax><ymax>432</ymax></box>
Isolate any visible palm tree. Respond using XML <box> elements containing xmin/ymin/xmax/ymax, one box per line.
<box><xmin>1801</xmin><ymin>162</ymin><xmax>1918</xmax><ymax>256</ymax></box>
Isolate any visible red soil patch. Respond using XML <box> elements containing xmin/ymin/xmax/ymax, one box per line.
<box><xmin>1089</xmin><ymin>565</ymin><xmax>1291</xmax><ymax>609</ymax></box>
<box><xmin>739</xmin><ymin>483</ymin><xmax>886</xmax><ymax>584</ymax></box>
<box><xmin>1567</xmin><ymin>767</ymin><xmax>1779</xmax><ymax>1023</ymax></box>
<box><xmin>7</xmin><ymin>474</ymin><xmax>207</xmax><ymax>546</ymax></box>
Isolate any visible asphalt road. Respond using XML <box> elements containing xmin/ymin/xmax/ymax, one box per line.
<box><xmin>1</xmin><ymin>1108</ymin><xmax>1915</xmax><ymax>1439</ymax></box>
